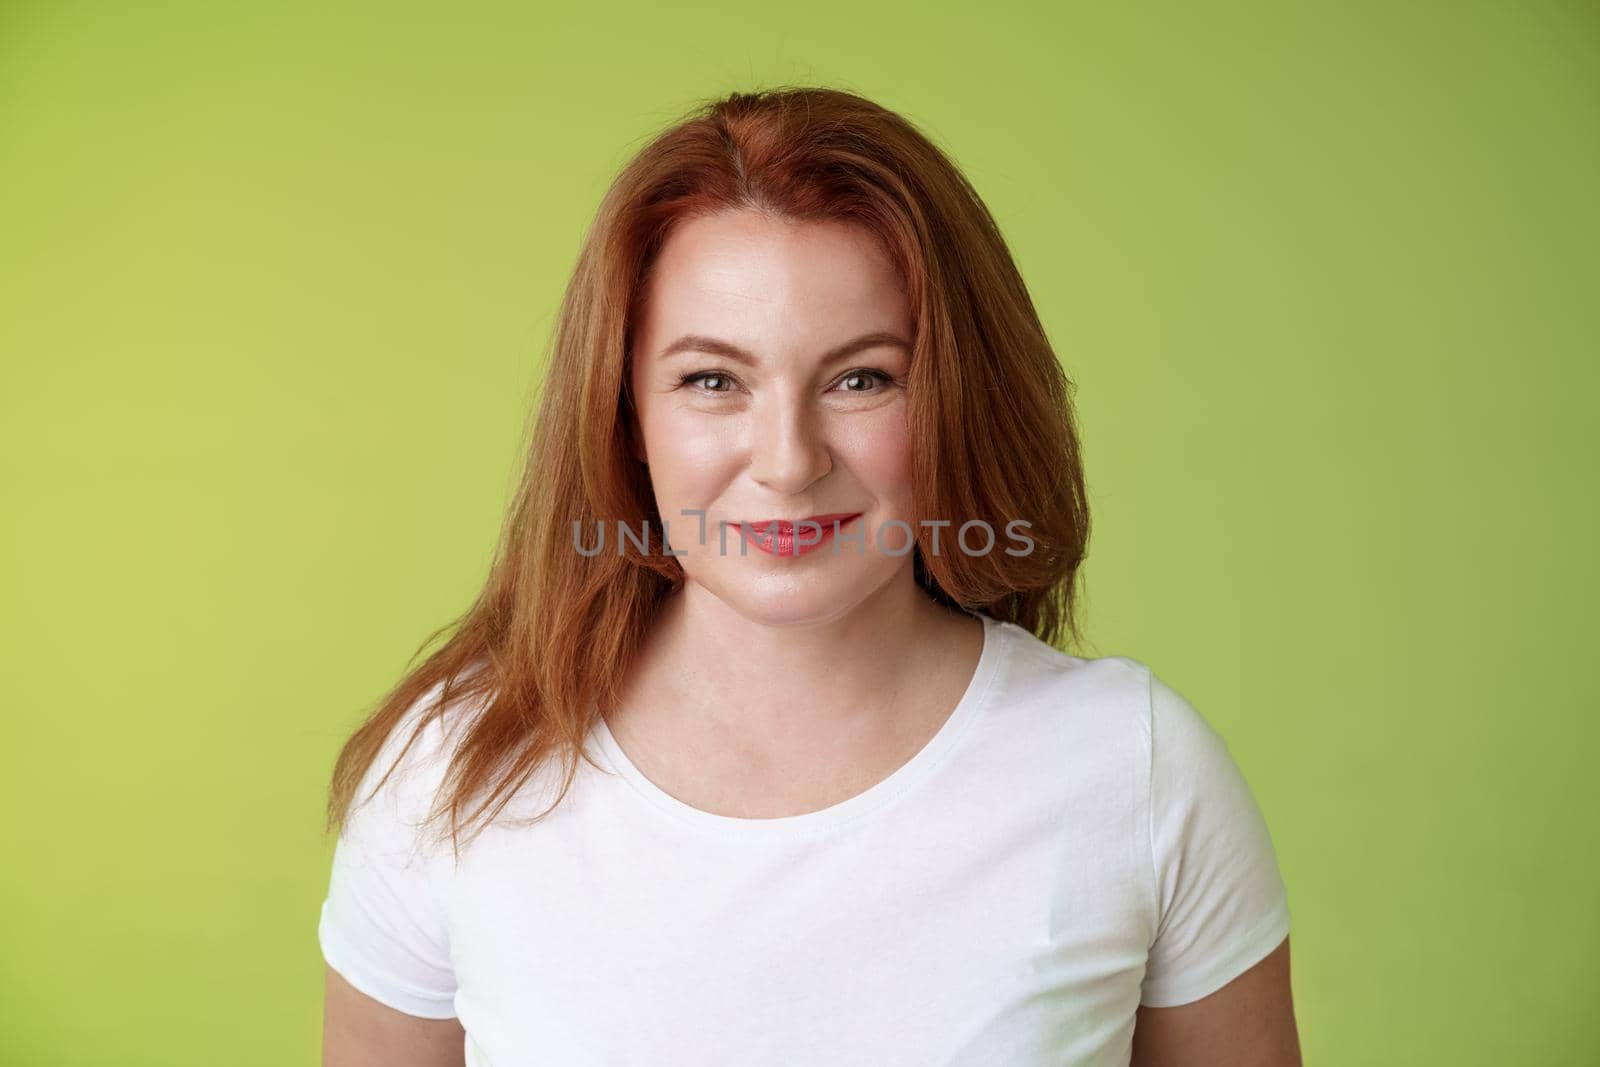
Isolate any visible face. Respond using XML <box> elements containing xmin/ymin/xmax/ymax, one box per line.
<box><xmin>627</xmin><ymin>208</ymin><xmax>916</xmax><ymax>627</ymax></box>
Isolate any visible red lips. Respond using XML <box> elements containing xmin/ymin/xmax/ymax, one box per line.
<box><xmin>741</xmin><ymin>512</ymin><xmax>860</xmax><ymax>534</ymax></box>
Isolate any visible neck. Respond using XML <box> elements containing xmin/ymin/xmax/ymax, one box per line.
<box><xmin>615</xmin><ymin>571</ymin><xmax>973</xmax><ymax>756</ymax></box>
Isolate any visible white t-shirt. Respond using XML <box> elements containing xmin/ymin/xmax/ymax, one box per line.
<box><xmin>319</xmin><ymin>612</ymin><xmax>1291</xmax><ymax>1066</ymax></box>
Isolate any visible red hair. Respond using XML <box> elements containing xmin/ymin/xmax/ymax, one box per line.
<box><xmin>324</xmin><ymin>85</ymin><xmax>1091</xmax><ymax>853</ymax></box>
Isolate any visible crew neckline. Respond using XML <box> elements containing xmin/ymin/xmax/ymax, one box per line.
<box><xmin>589</xmin><ymin>611</ymin><xmax>1009</xmax><ymax>841</ymax></box>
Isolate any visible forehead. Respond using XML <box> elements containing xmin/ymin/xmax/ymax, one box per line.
<box><xmin>636</xmin><ymin>210</ymin><xmax>909</xmax><ymax>345</ymax></box>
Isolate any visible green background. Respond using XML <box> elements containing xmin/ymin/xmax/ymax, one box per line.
<box><xmin>2</xmin><ymin>1</ymin><xmax>1594</xmax><ymax>1063</ymax></box>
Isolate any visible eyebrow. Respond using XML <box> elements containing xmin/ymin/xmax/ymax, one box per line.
<box><xmin>657</xmin><ymin>330</ymin><xmax>911</xmax><ymax>367</ymax></box>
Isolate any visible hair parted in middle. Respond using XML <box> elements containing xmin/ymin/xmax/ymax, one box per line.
<box><xmin>323</xmin><ymin>84</ymin><xmax>1092</xmax><ymax>855</ymax></box>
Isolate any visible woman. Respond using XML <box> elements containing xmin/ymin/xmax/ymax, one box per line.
<box><xmin>318</xmin><ymin>86</ymin><xmax>1300</xmax><ymax>1066</ymax></box>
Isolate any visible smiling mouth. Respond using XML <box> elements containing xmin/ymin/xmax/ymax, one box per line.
<box><xmin>739</xmin><ymin>513</ymin><xmax>862</xmax><ymax>535</ymax></box>
<box><xmin>733</xmin><ymin>513</ymin><xmax>863</xmax><ymax>557</ymax></box>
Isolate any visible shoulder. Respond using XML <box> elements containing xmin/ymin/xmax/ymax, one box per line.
<box><xmin>987</xmin><ymin>619</ymin><xmax>1155</xmax><ymax>733</ymax></box>
<box><xmin>349</xmin><ymin>670</ymin><xmax>494</xmax><ymax>838</ymax></box>
<box><xmin>986</xmin><ymin>623</ymin><xmax>1247</xmax><ymax>793</ymax></box>
<box><xmin>990</xmin><ymin>623</ymin><xmax>1230</xmax><ymax>754</ymax></box>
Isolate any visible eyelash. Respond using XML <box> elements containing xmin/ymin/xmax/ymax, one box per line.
<box><xmin>675</xmin><ymin>369</ymin><xmax>898</xmax><ymax>397</ymax></box>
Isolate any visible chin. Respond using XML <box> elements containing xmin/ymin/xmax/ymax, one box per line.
<box><xmin>715</xmin><ymin>566</ymin><xmax>889</xmax><ymax>628</ymax></box>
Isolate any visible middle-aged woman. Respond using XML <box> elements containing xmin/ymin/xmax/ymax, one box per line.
<box><xmin>319</xmin><ymin>85</ymin><xmax>1301</xmax><ymax>1066</ymax></box>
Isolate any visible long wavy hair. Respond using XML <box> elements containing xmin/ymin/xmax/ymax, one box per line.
<box><xmin>323</xmin><ymin>84</ymin><xmax>1092</xmax><ymax>856</ymax></box>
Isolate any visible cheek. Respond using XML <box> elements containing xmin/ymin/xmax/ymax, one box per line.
<box><xmin>641</xmin><ymin>411</ymin><xmax>741</xmax><ymax>501</ymax></box>
<box><xmin>838</xmin><ymin>409</ymin><xmax>914</xmax><ymax>504</ymax></box>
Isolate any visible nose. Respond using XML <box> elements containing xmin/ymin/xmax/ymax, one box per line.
<box><xmin>747</xmin><ymin>394</ymin><xmax>832</xmax><ymax>495</ymax></box>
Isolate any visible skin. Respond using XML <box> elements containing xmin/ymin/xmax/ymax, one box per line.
<box><xmin>611</xmin><ymin>206</ymin><xmax>983</xmax><ymax>816</ymax></box>
<box><xmin>322</xmin><ymin>206</ymin><xmax>1302</xmax><ymax>1063</ymax></box>
<box><xmin>322</xmin><ymin>966</ymin><xmax>464</xmax><ymax>1067</ymax></box>
<box><xmin>1131</xmin><ymin>937</ymin><xmax>1302</xmax><ymax>1066</ymax></box>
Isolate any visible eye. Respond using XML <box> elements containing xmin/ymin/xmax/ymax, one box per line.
<box><xmin>835</xmin><ymin>369</ymin><xmax>895</xmax><ymax>394</ymax></box>
<box><xmin>677</xmin><ymin>371</ymin><xmax>737</xmax><ymax>394</ymax></box>
<box><xmin>674</xmin><ymin>368</ymin><xmax>899</xmax><ymax>398</ymax></box>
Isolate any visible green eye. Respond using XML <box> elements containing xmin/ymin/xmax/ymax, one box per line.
<box><xmin>675</xmin><ymin>368</ymin><xmax>898</xmax><ymax>397</ymax></box>
<box><xmin>678</xmin><ymin>372</ymin><xmax>733</xmax><ymax>392</ymax></box>
<box><xmin>838</xmin><ymin>370</ymin><xmax>893</xmax><ymax>392</ymax></box>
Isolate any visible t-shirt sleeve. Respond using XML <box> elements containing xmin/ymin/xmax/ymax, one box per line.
<box><xmin>317</xmin><ymin>685</ymin><xmax>460</xmax><ymax>1019</ymax></box>
<box><xmin>1137</xmin><ymin>666</ymin><xmax>1292</xmax><ymax>1008</ymax></box>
